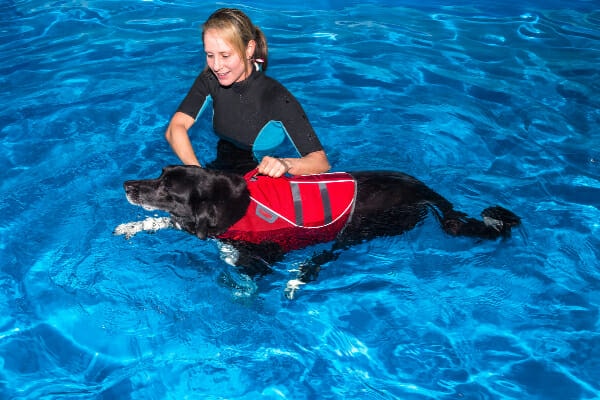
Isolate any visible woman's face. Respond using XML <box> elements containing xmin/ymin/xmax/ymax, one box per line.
<box><xmin>204</xmin><ymin>28</ymin><xmax>253</xmax><ymax>87</ymax></box>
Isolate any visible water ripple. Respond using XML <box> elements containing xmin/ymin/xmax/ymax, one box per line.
<box><xmin>2</xmin><ymin>1</ymin><xmax>600</xmax><ymax>399</ymax></box>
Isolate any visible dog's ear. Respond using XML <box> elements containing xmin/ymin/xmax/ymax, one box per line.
<box><xmin>171</xmin><ymin>210</ymin><xmax>213</xmax><ymax>239</ymax></box>
<box><xmin>192</xmin><ymin>204</ymin><xmax>219</xmax><ymax>240</ymax></box>
<box><xmin>187</xmin><ymin>189</ymin><xmax>221</xmax><ymax>240</ymax></box>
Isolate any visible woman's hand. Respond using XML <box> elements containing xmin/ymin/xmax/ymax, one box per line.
<box><xmin>257</xmin><ymin>156</ymin><xmax>290</xmax><ymax>178</ymax></box>
<box><xmin>258</xmin><ymin>150</ymin><xmax>330</xmax><ymax>178</ymax></box>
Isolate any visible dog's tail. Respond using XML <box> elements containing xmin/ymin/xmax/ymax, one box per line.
<box><xmin>428</xmin><ymin>197</ymin><xmax>521</xmax><ymax>240</ymax></box>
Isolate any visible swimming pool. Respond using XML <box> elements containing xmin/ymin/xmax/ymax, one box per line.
<box><xmin>1</xmin><ymin>0</ymin><xmax>599</xmax><ymax>398</ymax></box>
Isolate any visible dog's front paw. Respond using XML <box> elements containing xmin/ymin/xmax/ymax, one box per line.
<box><xmin>217</xmin><ymin>241</ymin><xmax>240</xmax><ymax>266</ymax></box>
<box><xmin>114</xmin><ymin>217</ymin><xmax>173</xmax><ymax>239</ymax></box>
<box><xmin>113</xmin><ymin>222</ymin><xmax>142</xmax><ymax>239</ymax></box>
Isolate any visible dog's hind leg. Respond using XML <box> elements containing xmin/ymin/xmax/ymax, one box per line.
<box><xmin>284</xmin><ymin>244</ymin><xmax>347</xmax><ymax>299</ymax></box>
<box><xmin>430</xmin><ymin>203</ymin><xmax>521</xmax><ymax>240</ymax></box>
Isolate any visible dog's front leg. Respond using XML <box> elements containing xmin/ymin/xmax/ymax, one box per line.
<box><xmin>217</xmin><ymin>240</ymin><xmax>284</xmax><ymax>278</ymax></box>
<box><xmin>114</xmin><ymin>216</ymin><xmax>174</xmax><ymax>239</ymax></box>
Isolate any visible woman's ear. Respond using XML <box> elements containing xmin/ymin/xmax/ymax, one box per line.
<box><xmin>246</xmin><ymin>40</ymin><xmax>256</xmax><ymax>59</ymax></box>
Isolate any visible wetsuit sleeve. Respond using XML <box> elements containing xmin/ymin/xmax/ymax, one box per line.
<box><xmin>272</xmin><ymin>85</ymin><xmax>324</xmax><ymax>156</ymax></box>
<box><xmin>176</xmin><ymin>69</ymin><xmax>214</xmax><ymax>119</ymax></box>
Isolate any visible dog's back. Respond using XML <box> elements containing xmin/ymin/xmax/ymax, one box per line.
<box><xmin>345</xmin><ymin>171</ymin><xmax>520</xmax><ymax>243</ymax></box>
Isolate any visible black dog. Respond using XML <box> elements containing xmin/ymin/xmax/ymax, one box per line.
<box><xmin>120</xmin><ymin>166</ymin><xmax>520</xmax><ymax>294</ymax></box>
<box><xmin>120</xmin><ymin>166</ymin><xmax>521</xmax><ymax>292</ymax></box>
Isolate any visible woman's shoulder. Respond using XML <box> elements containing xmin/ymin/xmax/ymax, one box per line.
<box><xmin>256</xmin><ymin>70</ymin><xmax>282</xmax><ymax>85</ymax></box>
<box><xmin>253</xmin><ymin>71</ymin><xmax>292</xmax><ymax>96</ymax></box>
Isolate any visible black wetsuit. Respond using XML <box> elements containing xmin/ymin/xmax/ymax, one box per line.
<box><xmin>177</xmin><ymin>68</ymin><xmax>324</xmax><ymax>174</ymax></box>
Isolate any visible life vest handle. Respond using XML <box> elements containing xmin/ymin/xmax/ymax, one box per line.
<box><xmin>244</xmin><ymin>168</ymin><xmax>260</xmax><ymax>181</ymax></box>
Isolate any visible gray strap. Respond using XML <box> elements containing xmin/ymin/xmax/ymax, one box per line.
<box><xmin>319</xmin><ymin>182</ymin><xmax>333</xmax><ymax>224</ymax></box>
<box><xmin>290</xmin><ymin>182</ymin><xmax>303</xmax><ymax>226</ymax></box>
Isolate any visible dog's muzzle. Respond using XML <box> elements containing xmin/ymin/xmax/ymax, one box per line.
<box><xmin>124</xmin><ymin>182</ymin><xmax>140</xmax><ymax>205</ymax></box>
<box><xmin>123</xmin><ymin>182</ymin><xmax>157</xmax><ymax>211</ymax></box>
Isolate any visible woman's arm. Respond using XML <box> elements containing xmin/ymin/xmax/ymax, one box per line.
<box><xmin>257</xmin><ymin>150</ymin><xmax>330</xmax><ymax>178</ymax></box>
<box><xmin>165</xmin><ymin>112</ymin><xmax>201</xmax><ymax>166</ymax></box>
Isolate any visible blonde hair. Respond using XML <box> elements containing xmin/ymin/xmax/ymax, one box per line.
<box><xmin>202</xmin><ymin>8</ymin><xmax>269</xmax><ymax>72</ymax></box>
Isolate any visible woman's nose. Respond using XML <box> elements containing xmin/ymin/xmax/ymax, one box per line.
<box><xmin>213</xmin><ymin>57</ymin><xmax>221</xmax><ymax>71</ymax></box>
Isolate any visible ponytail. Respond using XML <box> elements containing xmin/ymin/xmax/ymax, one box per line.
<box><xmin>253</xmin><ymin>26</ymin><xmax>268</xmax><ymax>71</ymax></box>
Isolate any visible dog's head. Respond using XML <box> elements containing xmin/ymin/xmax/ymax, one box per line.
<box><xmin>124</xmin><ymin>165</ymin><xmax>250</xmax><ymax>239</ymax></box>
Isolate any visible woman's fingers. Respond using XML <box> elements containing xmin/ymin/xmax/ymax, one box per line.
<box><xmin>258</xmin><ymin>156</ymin><xmax>289</xmax><ymax>177</ymax></box>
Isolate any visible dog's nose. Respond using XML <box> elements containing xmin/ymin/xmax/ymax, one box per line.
<box><xmin>123</xmin><ymin>181</ymin><xmax>139</xmax><ymax>200</ymax></box>
<box><xmin>124</xmin><ymin>181</ymin><xmax>135</xmax><ymax>193</ymax></box>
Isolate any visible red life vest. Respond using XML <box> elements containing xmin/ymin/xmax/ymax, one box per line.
<box><xmin>217</xmin><ymin>169</ymin><xmax>356</xmax><ymax>251</ymax></box>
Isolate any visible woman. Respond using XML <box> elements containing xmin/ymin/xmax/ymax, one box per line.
<box><xmin>165</xmin><ymin>8</ymin><xmax>330</xmax><ymax>178</ymax></box>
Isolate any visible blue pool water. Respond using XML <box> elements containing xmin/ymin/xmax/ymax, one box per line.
<box><xmin>1</xmin><ymin>0</ymin><xmax>599</xmax><ymax>398</ymax></box>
